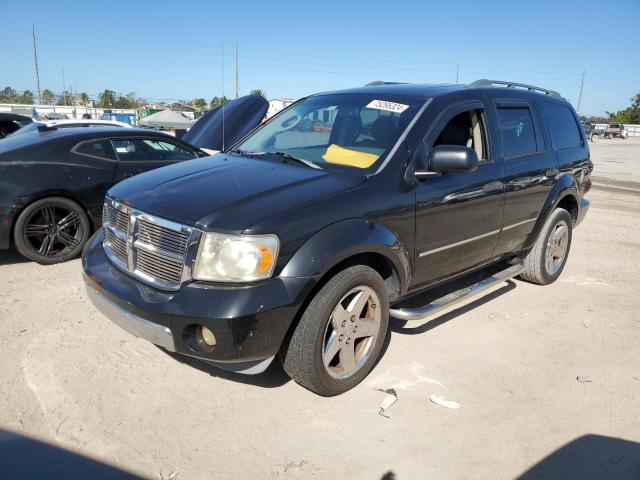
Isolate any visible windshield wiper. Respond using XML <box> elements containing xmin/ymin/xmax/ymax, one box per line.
<box><xmin>231</xmin><ymin>150</ymin><xmax>322</xmax><ymax>170</ymax></box>
<box><xmin>271</xmin><ymin>151</ymin><xmax>322</xmax><ymax>170</ymax></box>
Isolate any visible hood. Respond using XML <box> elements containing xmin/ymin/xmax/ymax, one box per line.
<box><xmin>182</xmin><ymin>95</ymin><xmax>269</xmax><ymax>151</ymax></box>
<box><xmin>107</xmin><ymin>154</ymin><xmax>365</xmax><ymax>232</ymax></box>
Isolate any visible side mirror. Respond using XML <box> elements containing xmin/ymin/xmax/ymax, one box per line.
<box><xmin>415</xmin><ymin>145</ymin><xmax>479</xmax><ymax>178</ymax></box>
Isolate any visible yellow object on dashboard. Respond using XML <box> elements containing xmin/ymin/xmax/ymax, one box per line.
<box><xmin>322</xmin><ymin>144</ymin><xmax>379</xmax><ymax>169</ymax></box>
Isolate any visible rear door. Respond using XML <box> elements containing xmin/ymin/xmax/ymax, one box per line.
<box><xmin>489</xmin><ymin>99</ymin><xmax>558</xmax><ymax>256</ymax></box>
<box><xmin>112</xmin><ymin>137</ymin><xmax>199</xmax><ymax>182</ymax></box>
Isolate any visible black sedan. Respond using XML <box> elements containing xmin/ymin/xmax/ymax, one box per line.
<box><xmin>0</xmin><ymin>126</ymin><xmax>207</xmax><ymax>264</ymax></box>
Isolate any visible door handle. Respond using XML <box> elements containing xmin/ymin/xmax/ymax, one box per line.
<box><xmin>482</xmin><ymin>181</ymin><xmax>505</xmax><ymax>193</ymax></box>
<box><xmin>545</xmin><ymin>168</ymin><xmax>559</xmax><ymax>178</ymax></box>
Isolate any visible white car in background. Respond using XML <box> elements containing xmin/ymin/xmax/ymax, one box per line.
<box><xmin>7</xmin><ymin>119</ymin><xmax>132</xmax><ymax>137</ymax></box>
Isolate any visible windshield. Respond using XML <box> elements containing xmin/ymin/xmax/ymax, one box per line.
<box><xmin>233</xmin><ymin>93</ymin><xmax>424</xmax><ymax>170</ymax></box>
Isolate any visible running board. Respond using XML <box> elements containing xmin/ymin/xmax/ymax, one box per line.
<box><xmin>390</xmin><ymin>263</ymin><xmax>524</xmax><ymax>322</ymax></box>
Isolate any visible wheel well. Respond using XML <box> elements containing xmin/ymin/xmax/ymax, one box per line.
<box><xmin>9</xmin><ymin>195</ymin><xmax>93</xmax><ymax>246</ymax></box>
<box><xmin>557</xmin><ymin>195</ymin><xmax>578</xmax><ymax>223</ymax></box>
<box><xmin>277</xmin><ymin>251</ymin><xmax>401</xmax><ymax>360</ymax></box>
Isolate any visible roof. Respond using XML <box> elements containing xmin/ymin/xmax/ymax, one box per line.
<box><xmin>317</xmin><ymin>80</ymin><xmax>565</xmax><ymax>101</ymax></box>
<box><xmin>0</xmin><ymin>126</ymin><xmax>171</xmax><ymax>154</ymax></box>
<box><xmin>139</xmin><ymin>110</ymin><xmax>194</xmax><ymax>129</ymax></box>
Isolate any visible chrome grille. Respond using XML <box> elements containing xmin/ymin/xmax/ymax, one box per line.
<box><xmin>101</xmin><ymin>197</ymin><xmax>200</xmax><ymax>291</ymax></box>
<box><xmin>138</xmin><ymin>220</ymin><xmax>189</xmax><ymax>256</ymax></box>
<box><xmin>104</xmin><ymin>228</ymin><xmax>128</xmax><ymax>263</ymax></box>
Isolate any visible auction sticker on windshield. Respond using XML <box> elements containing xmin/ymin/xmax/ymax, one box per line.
<box><xmin>366</xmin><ymin>100</ymin><xmax>409</xmax><ymax>113</ymax></box>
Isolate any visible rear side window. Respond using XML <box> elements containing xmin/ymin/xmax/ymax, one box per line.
<box><xmin>497</xmin><ymin>107</ymin><xmax>538</xmax><ymax>158</ymax></box>
<box><xmin>540</xmin><ymin>102</ymin><xmax>582</xmax><ymax>150</ymax></box>
<box><xmin>74</xmin><ymin>140</ymin><xmax>116</xmax><ymax>160</ymax></box>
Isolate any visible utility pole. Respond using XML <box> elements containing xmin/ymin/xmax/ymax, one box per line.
<box><xmin>455</xmin><ymin>62</ymin><xmax>460</xmax><ymax>84</ymax></box>
<box><xmin>235</xmin><ymin>42</ymin><xmax>239</xmax><ymax>99</ymax></box>
<box><xmin>61</xmin><ymin>68</ymin><xmax>67</xmax><ymax>106</ymax></box>
<box><xmin>577</xmin><ymin>70</ymin><xmax>585</xmax><ymax>113</ymax></box>
<box><xmin>32</xmin><ymin>23</ymin><xmax>42</xmax><ymax>105</ymax></box>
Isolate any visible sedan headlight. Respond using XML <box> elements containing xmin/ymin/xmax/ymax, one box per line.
<box><xmin>193</xmin><ymin>232</ymin><xmax>279</xmax><ymax>282</ymax></box>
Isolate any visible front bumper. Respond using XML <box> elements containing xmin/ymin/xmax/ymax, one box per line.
<box><xmin>82</xmin><ymin>232</ymin><xmax>317</xmax><ymax>374</ymax></box>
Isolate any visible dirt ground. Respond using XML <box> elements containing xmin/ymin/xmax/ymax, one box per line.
<box><xmin>1</xmin><ymin>139</ymin><xmax>639</xmax><ymax>480</ymax></box>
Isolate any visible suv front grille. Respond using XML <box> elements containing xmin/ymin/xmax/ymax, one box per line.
<box><xmin>102</xmin><ymin>198</ymin><xmax>200</xmax><ymax>291</ymax></box>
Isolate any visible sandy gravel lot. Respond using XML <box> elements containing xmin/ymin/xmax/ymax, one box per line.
<box><xmin>1</xmin><ymin>139</ymin><xmax>639</xmax><ymax>479</ymax></box>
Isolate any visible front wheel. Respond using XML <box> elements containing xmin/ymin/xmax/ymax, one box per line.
<box><xmin>519</xmin><ymin>208</ymin><xmax>573</xmax><ymax>285</ymax></box>
<box><xmin>13</xmin><ymin>197</ymin><xmax>91</xmax><ymax>265</ymax></box>
<box><xmin>281</xmin><ymin>265</ymin><xmax>389</xmax><ymax>396</ymax></box>
<box><xmin>590</xmin><ymin>134</ymin><xmax>598</xmax><ymax>142</ymax></box>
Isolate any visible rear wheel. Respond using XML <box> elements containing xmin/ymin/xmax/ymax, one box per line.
<box><xmin>590</xmin><ymin>134</ymin><xmax>598</xmax><ymax>142</ymax></box>
<box><xmin>13</xmin><ymin>197</ymin><xmax>90</xmax><ymax>265</ymax></box>
<box><xmin>281</xmin><ymin>265</ymin><xmax>389</xmax><ymax>396</ymax></box>
<box><xmin>519</xmin><ymin>208</ymin><xmax>572</xmax><ymax>285</ymax></box>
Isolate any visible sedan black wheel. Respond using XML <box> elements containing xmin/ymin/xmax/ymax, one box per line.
<box><xmin>13</xmin><ymin>197</ymin><xmax>91</xmax><ymax>264</ymax></box>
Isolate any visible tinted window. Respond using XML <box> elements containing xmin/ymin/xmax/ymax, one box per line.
<box><xmin>497</xmin><ymin>107</ymin><xmax>538</xmax><ymax>158</ymax></box>
<box><xmin>75</xmin><ymin>140</ymin><xmax>116</xmax><ymax>160</ymax></box>
<box><xmin>112</xmin><ymin>139</ymin><xmax>197</xmax><ymax>161</ymax></box>
<box><xmin>541</xmin><ymin>102</ymin><xmax>582</xmax><ymax>150</ymax></box>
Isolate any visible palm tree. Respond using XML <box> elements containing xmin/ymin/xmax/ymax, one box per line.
<box><xmin>42</xmin><ymin>89</ymin><xmax>55</xmax><ymax>104</ymax></box>
<box><xmin>249</xmin><ymin>89</ymin><xmax>266</xmax><ymax>98</ymax></box>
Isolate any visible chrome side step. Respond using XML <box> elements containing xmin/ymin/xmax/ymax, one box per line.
<box><xmin>390</xmin><ymin>263</ymin><xmax>524</xmax><ymax>322</ymax></box>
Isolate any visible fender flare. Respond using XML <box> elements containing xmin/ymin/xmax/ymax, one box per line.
<box><xmin>524</xmin><ymin>173</ymin><xmax>578</xmax><ymax>248</ymax></box>
<box><xmin>280</xmin><ymin>218</ymin><xmax>411</xmax><ymax>295</ymax></box>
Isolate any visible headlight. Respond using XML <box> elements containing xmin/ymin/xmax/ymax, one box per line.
<box><xmin>193</xmin><ymin>232</ymin><xmax>279</xmax><ymax>282</ymax></box>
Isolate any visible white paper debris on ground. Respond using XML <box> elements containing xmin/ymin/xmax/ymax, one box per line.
<box><xmin>576</xmin><ymin>376</ymin><xmax>592</xmax><ymax>383</ymax></box>
<box><xmin>430</xmin><ymin>394</ymin><xmax>462</xmax><ymax>410</ymax></box>
<box><xmin>375</xmin><ymin>388</ymin><xmax>398</xmax><ymax>418</ymax></box>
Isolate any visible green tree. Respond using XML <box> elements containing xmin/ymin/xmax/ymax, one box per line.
<box><xmin>97</xmin><ymin>89</ymin><xmax>117</xmax><ymax>108</ymax></box>
<box><xmin>56</xmin><ymin>90</ymin><xmax>74</xmax><ymax>106</ymax></box>
<box><xmin>192</xmin><ymin>98</ymin><xmax>208</xmax><ymax>110</ymax></box>
<box><xmin>16</xmin><ymin>90</ymin><xmax>34</xmax><ymax>104</ymax></box>
<box><xmin>249</xmin><ymin>89</ymin><xmax>266</xmax><ymax>98</ymax></box>
<box><xmin>80</xmin><ymin>92</ymin><xmax>90</xmax><ymax>104</ymax></box>
<box><xmin>42</xmin><ymin>89</ymin><xmax>55</xmax><ymax>104</ymax></box>
<box><xmin>210</xmin><ymin>96</ymin><xmax>229</xmax><ymax>108</ymax></box>
<box><xmin>0</xmin><ymin>86</ymin><xmax>18</xmax><ymax>103</ymax></box>
<box><xmin>605</xmin><ymin>92</ymin><xmax>640</xmax><ymax>124</ymax></box>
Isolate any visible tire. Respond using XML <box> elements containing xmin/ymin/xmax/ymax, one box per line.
<box><xmin>590</xmin><ymin>134</ymin><xmax>598</xmax><ymax>142</ymax></box>
<box><xmin>13</xmin><ymin>197</ymin><xmax>91</xmax><ymax>265</ymax></box>
<box><xmin>607</xmin><ymin>133</ymin><xmax>613</xmax><ymax>139</ymax></box>
<box><xmin>281</xmin><ymin>265</ymin><xmax>389</xmax><ymax>396</ymax></box>
<box><xmin>519</xmin><ymin>208</ymin><xmax>572</xmax><ymax>285</ymax></box>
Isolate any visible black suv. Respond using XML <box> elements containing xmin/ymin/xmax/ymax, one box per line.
<box><xmin>83</xmin><ymin>80</ymin><xmax>591</xmax><ymax>396</ymax></box>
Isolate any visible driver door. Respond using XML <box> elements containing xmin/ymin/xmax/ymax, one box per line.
<box><xmin>412</xmin><ymin>101</ymin><xmax>504</xmax><ymax>287</ymax></box>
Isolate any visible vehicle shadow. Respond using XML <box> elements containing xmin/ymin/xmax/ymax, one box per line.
<box><xmin>0</xmin><ymin>250</ymin><xmax>28</xmax><ymax>266</ymax></box>
<box><xmin>390</xmin><ymin>277</ymin><xmax>517</xmax><ymax>335</ymax></box>
<box><xmin>0</xmin><ymin>428</ymin><xmax>140</xmax><ymax>479</ymax></box>
<box><xmin>160</xmin><ymin>348</ymin><xmax>291</xmax><ymax>389</ymax></box>
<box><xmin>516</xmin><ymin>434</ymin><xmax>640</xmax><ymax>480</ymax></box>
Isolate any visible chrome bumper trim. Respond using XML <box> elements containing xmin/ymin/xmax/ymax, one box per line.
<box><xmin>85</xmin><ymin>284</ymin><xmax>175</xmax><ymax>351</ymax></box>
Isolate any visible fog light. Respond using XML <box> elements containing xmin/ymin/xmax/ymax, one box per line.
<box><xmin>200</xmin><ymin>326</ymin><xmax>217</xmax><ymax>346</ymax></box>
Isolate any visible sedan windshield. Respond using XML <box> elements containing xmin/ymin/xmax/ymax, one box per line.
<box><xmin>233</xmin><ymin>93</ymin><xmax>424</xmax><ymax>170</ymax></box>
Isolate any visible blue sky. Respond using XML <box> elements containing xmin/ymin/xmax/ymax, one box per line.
<box><xmin>2</xmin><ymin>0</ymin><xmax>639</xmax><ymax>116</ymax></box>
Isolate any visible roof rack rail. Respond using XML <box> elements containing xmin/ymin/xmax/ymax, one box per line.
<box><xmin>469</xmin><ymin>79</ymin><xmax>562</xmax><ymax>98</ymax></box>
<box><xmin>364</xmin><ymin>81</ymin><xmax>407</xmax><ymax>86</ymax></box>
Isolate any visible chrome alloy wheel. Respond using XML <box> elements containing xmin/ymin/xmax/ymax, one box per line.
<box><xmin>545</xmin><ymin>220</ymin><xmax>569</xmax><ymax>275</ymax></box>
<box><xmin>322</xmin><ymin>286</ymin><xmax>382</xmax><ymax>379</ymax></box>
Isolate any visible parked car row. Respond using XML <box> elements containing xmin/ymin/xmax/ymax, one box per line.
<box><xmin>581</xmin><ymin>121</ymin><xmax>629</xmax><ymax>141</ymax></box>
